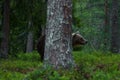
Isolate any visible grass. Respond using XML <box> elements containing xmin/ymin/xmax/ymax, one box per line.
<box><xmin>73</xmin><ymin>51</ymin><xmax>120</xmax><ymax>80</ymax></box>
<box><xmin>0</xmin><ymin>51</ymin><xmax>120</xmax><ymax>80</ymax></box>
<box><xmin>0</xmin><ymin>51</ymin><xmax>42</xmax><ymax>80</ymax></box>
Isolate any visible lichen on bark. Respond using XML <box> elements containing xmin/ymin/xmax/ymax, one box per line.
<box><xmin>44</xmin><ymin>0</ymin><xmax>74</xmax><ymax>69</ymax></box>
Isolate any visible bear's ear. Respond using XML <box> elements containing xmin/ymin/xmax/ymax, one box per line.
<box><xmin>72</xmin><ymin>33</ymin><xmax>77</xmax><ymax>38</ymax></box>
<box><xmin>72</xmin><ymin>33</ymin><xmax>76</xmax><ymax>36</ymax></box>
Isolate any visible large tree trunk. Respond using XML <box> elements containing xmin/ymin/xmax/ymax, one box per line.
<box><xmin>26</xmin><ymin>19</ymin><xmax>33</xmax><ymax>53</ymax></box>
<box><xmin>110</xmin><ymin>0</ymin><xmax>119</xmax><ymax>53</ymax></box>
<box><xmin>0</xmin><ymin>0</ymin><xmax>10</xmax><ymax>58</ymax></box>
<box><xmin>44</xmin><ymin>0</ymin><xmax>74</xmax><ymax>69</ymax></box>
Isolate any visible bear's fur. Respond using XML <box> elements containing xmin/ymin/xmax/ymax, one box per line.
<box><xmin>37</xmin><ymin>33</ymin><xmax>87</xmax><ymax>61</ymax></box>
<box><xmin>37</xmin><ymin>35</ymin><xmax>45</xmax><ymax>61</ymax></box>
<box><xmin>72</xmin><ymin>33</ymin><xmax>87</xmax><ymax>46</ymax></box>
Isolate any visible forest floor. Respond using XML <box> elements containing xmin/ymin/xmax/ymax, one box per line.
<box><xmin>0</xmin><ymin>51</ymin><xmax>120</xmax><ymax>80</ymax></box>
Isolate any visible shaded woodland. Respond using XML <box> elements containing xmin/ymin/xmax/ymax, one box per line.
<box><xmin>0</xmin><ymin>0</ymin><xmax>120</xmax><ymax>80</ymax></box>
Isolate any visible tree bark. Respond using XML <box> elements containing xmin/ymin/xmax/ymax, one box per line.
<box><xmin>26</xmin><ymin>17</ymin><xmax>33</xmax><ymax>53</ymax></box>
<box><xmin>44</xmin><ymin>0</ymin><xmax>74</xmax><ymax>69</ymax></box>
<box><xmin>26</xmin><ymin>31</ymin><xmax>33</xmax><ymax>53</ymax></box>
<box><xmin>110</xmin><ymin>0</ymin><xmax>119</xmax><ymax>53</ymax></box>
<box><xmin>0</xmin><ymin>0</ymin><xmax>10</xmax><ymax>58</ymax></box>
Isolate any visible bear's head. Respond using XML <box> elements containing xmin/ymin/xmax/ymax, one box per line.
<box><xmin>72</xmin><ymin>33</ymin><xmax>88</xmax><ymax>46</ymax></box>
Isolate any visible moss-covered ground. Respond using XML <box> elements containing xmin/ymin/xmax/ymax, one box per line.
<box><xmin>0</xmin><ymin>51</ymin><xmax>120</xmax><ymax>80</ymax></box>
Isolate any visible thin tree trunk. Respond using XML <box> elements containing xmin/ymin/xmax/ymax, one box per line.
<box><xmin>26</xmin><ymin>0</ymin><xmax>34</xmax><ymax>53</ymax></box>
<box><xmin>110</xmin><ymin>0</ymin><xmax>119</xmax><ymax>53</ymax></box>
<box><xmin>26</xmin><ymin>20</ymin><xmax>33</xmax><ymax>53</ymax></box>
<box><xmin>44</xmin><ymin>0</ymin><xmax>74</xmax><ymax>69</ymax></box>
<box><xmin>103</xmin><ymin>0</ymin><xmax>109</xmax><ymax>51</ymax></box>
<box><xmin>0</xmin><ymin>0</ymin><xmax>10</xmax><ymax>58</ymax></box>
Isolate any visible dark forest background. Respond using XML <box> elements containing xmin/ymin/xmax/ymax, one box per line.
<box><xmin>0</xmin><ymin>0</ymin><xmax>120</xmax><ymax>80</ymax></box>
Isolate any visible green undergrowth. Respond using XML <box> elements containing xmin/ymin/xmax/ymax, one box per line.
<box><xmin>0</xmin><ymin>51</ymin><xmax>42</xmax><ymax>80</ymax></box>
<box><xmin>0</xmin><ymin>51</ymin><xmax>120</xmax><ymax>80</ymax></box>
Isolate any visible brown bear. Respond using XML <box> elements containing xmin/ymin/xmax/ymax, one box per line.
<box><xmin>72</xmin><ymin>33</ymin><xmax>88</xmax><ymax>46</ymax></box>
<box><xmin>37</xmin><ymin>33</ymin><xmax>87</xmax><ymax>61</ymax></box>
<box><xmin>36</xmin><ymin>35</ymin><xmax>45</xmax><ymax>61</ymax></box>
